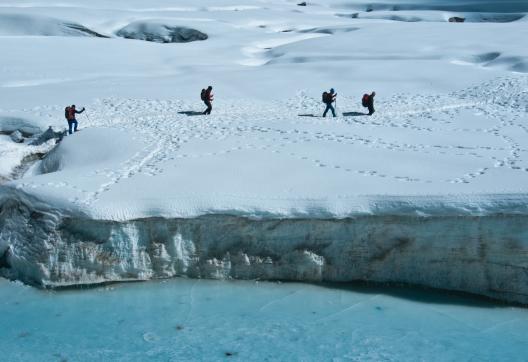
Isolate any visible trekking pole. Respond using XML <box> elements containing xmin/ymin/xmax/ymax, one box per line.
<box><xmin>84</xmin><ymin>110</ymin><xmax>92</xmax><ymax>123</ymax></box>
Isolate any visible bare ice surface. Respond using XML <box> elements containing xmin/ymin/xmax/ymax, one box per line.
<box><xmin>0</xmin><ymin>278</ymin><xmax>527</xmax><ymax>361</ymax></box>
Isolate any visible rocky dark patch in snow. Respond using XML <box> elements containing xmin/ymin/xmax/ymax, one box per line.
<box><xmin>63</xmin><ymin>23</ymin><xmax>109</xmax><ymax>38</ymax></box>
<box><xmin>9</xmin><ymin>130</ymin><xmax>24</xmax><ymax>143</ymax></box>
<box><xmin>116</xmin><ymin>21</ymin><xmax>208</xmax><ymax>43</ymax></box>
<box><xmin>29</xmin><ymin>126</ymin><xmax>65</xmax><ymax>146</ymax></box>
<box><xmin>298</xmin><ymin>26</ymin><xmax>359</xmax><ymax>35</ymax></box>
<box><xmin>449</xmin><ymin>16</ymin><xmax>466</xmax><ymax>22</ymax></box>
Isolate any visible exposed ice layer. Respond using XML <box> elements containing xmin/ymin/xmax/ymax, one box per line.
<box><xmin>0</xmin><ymin>114</ymin><xmax>44</xmax><ymax>136</ymax></box>
<box><xmin>0</xmin><ymin>136</ymin><xmax>54</xmax><ymax>180</ymax></box>
<box><xmin>1</xmin><ymin>195</ymin><xmax>527</xmax><ymax>304</ymax></box>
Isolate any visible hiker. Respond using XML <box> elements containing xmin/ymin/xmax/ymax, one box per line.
<box><xmin>362</xmin><ymin>92</ymin><xmax>376</xmax><ymax>116</ymax></box>
<box><xmin>201</xmin><ymin>86</ymin><xmax>214</xmax><ymax>115</ymax></box>
<box><xmin>322</xmin><ymin>88</ymin><xmax>337</xmax><ymax>117</ymax></box>
<box><xmin>64</xmin><ymin>104</ymin><xmax>85</xmax><ymax>134</ymax></box>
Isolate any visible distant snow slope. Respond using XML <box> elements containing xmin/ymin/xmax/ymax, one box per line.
<box><xmin>0</xmin><ymin>13</ymin><xmax>107</xmax><ymax>37</ymax></box>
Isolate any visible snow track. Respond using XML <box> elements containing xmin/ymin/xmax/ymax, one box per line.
<box><xmin>15</xmin><ymin>75</ymin><xmax>528</xmax><ymax>212</ymax></box>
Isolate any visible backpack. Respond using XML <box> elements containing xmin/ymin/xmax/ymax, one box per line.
<box><xmin>322</xmin><ymin>92</ymin><xmax>332</xmax><ymax>104</ymax></box>
<box><xmin>64</xmin><ymin>106</ymin><xmax>70</xmax><ymax>119</ymax></box>
<box><xmin>362</xmin><ymin>94</ymin><xmax>369</xmax><ymax>107</ymax></box>
<box><xmin>200</xmin><ymin>89</ymin><xmax>206</xmax><ymax>101</ymax></box>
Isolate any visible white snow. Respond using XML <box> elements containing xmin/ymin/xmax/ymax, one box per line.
<box><xmin>9</xmin><ymin>77</ymin><xmax>528</xmax><ymax>220</ymax></box>
<box><xmin>0</xmin><ymin>0</ymin><xmax>527</xmax><ymax>301</ymax></box>
<box><xmin>0</xmin><ymin>12</ymin><xmax>107</xmax><ymax>37</ymax></box>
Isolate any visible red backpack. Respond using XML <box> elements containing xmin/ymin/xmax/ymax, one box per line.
<box><xmin>362</xmin><ymin>94</ymin><xmax>369</xmax><ymax>107</ymax></box>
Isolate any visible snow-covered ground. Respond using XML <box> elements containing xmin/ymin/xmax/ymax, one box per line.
<box><xmin>0</xmin><ymin>0</ymin><xmax>528</xmax><ymax>303</ymax></box>
<box><xmin>1</xmin><ymin>278</ymin><xmax>528</xmax><ymax>361</ymax></box>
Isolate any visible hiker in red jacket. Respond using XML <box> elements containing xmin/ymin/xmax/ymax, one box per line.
<box><xmin>363</xmin><ymin>92</ymin><xmax>376</xmax><ymax>115</ymax></box>
<box><xmin>64</xmin><ymin>104</ymin><xmax>85</xmax><ymax>134</ymax></box>
<box><xmin>201</xmin><ymin>86</ymin><xmax>214</xmax><ymax>115</ymax></box>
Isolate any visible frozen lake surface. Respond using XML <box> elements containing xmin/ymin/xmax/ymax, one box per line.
<box><xmin>1</xmin><ymin>278</ymin><xmax>527</xmax><ymax>361</ymax></box>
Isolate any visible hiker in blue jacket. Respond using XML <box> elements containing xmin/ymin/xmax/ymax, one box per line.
<box><xmin>322</xmin><ymin>88</ymin><xmax>337</xmax><ymax>117</ymax></box>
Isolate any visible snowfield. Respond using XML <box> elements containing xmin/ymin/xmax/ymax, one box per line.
<box><xmin>0</xmin><ymin>0</ymin><xmax>528</xmax><ymax>304</ymax></box>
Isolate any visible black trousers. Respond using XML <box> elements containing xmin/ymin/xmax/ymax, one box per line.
<box><xmin>203</xmin><ymin>100</ymin><xmax>212</xmax><ymax>115</ymax></box>
<box><xmin>323</xmin><ymin>103</ymin><xmax>336</xmax><ymax>117</ymax></box>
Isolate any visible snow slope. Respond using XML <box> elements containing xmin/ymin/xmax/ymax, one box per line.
<box><xmin>0</xmin><ymin>13</ymin><xmax>107</xmax><ymax>37</ymax></box>
<box><xmin>6</xmin><ymin>76</ymin><xmax>528</xmax><ymax>220</ymax></box>
<box><xmin>0</xmin><ymin>0</ymin><xmax>527</xmax><ymax>302</ymax></box>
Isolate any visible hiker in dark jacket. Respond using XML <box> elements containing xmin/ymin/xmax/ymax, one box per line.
<box><xmin>322</xmin><ymin>88</ymin><xmax>337</xmax><ymax>117</ymax></box>
<box><xmin>367</xmin><ymin>91</ymin><xmax>376</xmax><ymax>115</ymax></box>
<box><xmin>201</xmin><ymin>86</ymin><xmax>214</xmax><ymax>115</ymax></box>
<box><xmin>64</xmin><ymin>105</ymin><xmax>85</xmax><ymax>134</ymax></box>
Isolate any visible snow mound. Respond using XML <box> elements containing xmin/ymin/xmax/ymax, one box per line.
<box><xmin>115</xmin><ymin>21</ymin><xmax>208</xmax><ymax>43</ymax></box>
<box><xmin>39</xmin><ymin>127</ymin><xmax>145</xmax><ymax>175</ymax></box>
<box><xmin>0</xmin><ymin>13</ymin><xmax>107</xmax><ymax>37</ymax></box>
<box><xmin>454</xmin><ymin>52</ymin><xmax>528</xmax><ymax>73</ymax></box>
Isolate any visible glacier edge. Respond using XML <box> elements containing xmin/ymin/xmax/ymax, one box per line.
<box><xmin>1</xmin><ymin>191</ymin><xmax>528</xmax><ymax>304</ymax></box>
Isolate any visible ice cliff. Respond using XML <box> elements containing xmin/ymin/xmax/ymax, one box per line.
<box><xmin>1</xmin><ymin>189</ymin><xmax>527</xmax><ymax>304</ymax></box>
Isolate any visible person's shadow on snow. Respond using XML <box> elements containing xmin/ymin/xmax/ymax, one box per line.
<box><xmin>342</xmin><ymin>111</ymin><xmax>368</xmax><ymax>117</ymax></box>
<box><xmin>298</xmin><ymin>113</ymin><xmax>317</xmax><ymax>117</ymax></box>
<box><xmin>178</xmin><ymin>111</ymin><xmax>203</xmax><ymax>116</ymax></box>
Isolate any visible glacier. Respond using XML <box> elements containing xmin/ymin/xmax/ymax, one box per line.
<box><xmin>2</xmin><ymin>1</ymin><xmax>528</xmax><ymax>359</ymax></box>
<box><xmin>2</xmin><ymin>190</ymin><xmax>528</xmax><ymax>304</ymax></box>
<box><xmin>0</xmin><ymin>0</ymin><xmax>528</xmax><ymax>309</ymax></box>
